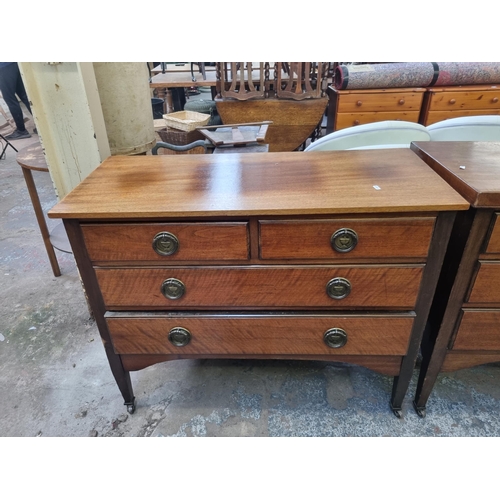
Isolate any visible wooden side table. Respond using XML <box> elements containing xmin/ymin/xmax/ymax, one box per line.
<box><xmin>16</xmin><ymin>142</ymin><xmax>71</xmax><ymax>277</ymax></box>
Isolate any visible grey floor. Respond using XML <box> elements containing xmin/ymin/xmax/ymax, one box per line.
<box><xmin>2</xmin><ymin>103</ymin><xmax>500</xmax><ymax>437</ymax></box>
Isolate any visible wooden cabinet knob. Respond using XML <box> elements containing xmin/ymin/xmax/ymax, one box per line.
<box><xmin>492</xmin><ymin>97</ymin><xmax>499</xmax><ymax>103</ymax></box>
<box><xmin>398</xmin><ymin>99</ymin><xmax>405</xmax><ymax>105</ymax></box>
<box><xmin>356</xmin><ymin>100</ymin><xmax>362</xmax><ymax>106</ymax></box>
<box><xmin>353</xmin><ymin>120</ymin><xmax>360</xmax><ymax>126</ymax></box>
<box><xmin>449</xmin><ymin>99</ymin><xmax>456</xmax><ymax>105</ymax></box>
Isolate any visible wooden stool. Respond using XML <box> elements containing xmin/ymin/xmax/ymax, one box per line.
<box><xmin>16</xmin><ymin>142</ymin><xmax>72</xmax><ymax>277</ymax></box>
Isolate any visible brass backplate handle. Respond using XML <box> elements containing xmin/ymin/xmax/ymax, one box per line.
<box><xmin>161</xmin><ymin>278</ymin><xmax>185</xmax><ymax>300</ymax></box>
<box><xmin>153</xmin><ymin>231</ymin><xmax>179</xmax><ymax>256</ymax></box>
<box><xmin>324</xmin><ymin>328</ymin><xmax>348</xmax><ymax>348</ymax></box>
<box><xmin>326</xmin><ymin>277</ymin><xmax>351</xmax><ymax>300</ymax></box>
<box><xmin>168</xmin><ymin>327</ymin><xmax>191</xmax><ymax>347</ymax></box>
<box><xmin>331</xmin><ymin>228</ymin><xmax>358</xmax><ymax>253</ymax></box>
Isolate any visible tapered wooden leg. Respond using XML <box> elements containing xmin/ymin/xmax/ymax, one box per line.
<box><xmin>22</xmin><ymin>167</ymin><xmax>61</xmax><ymax>277</ymax></box>
<box><xmin>63</xmin><ymin>219</ymin><xmax>136</xmax><ymax>411</ymax></box>
<box><xmin>390</xmin><ymin>211</ymin><xmax>456</xmax><ymax>416</ymax></box>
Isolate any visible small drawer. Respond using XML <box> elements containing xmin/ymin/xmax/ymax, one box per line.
<box><xmin>82</xmin><ymin>222</ymin><xmax>249</xmax><ymax>262</ymax></box>
<box><xmin>424</xmin><ymin>109</ymin><xmax>500</xmax><ymax>126</ymax></box>
<box><xmin>467</xmin><ymin>262</ymin><xmax>500</xmax><ymax>305</ymax></box>
<box><xmin>485</xmin><ymin>213</ymin><xmax>500</xmax><ymax>254</ymax></box>
<box><xmin>337</xmin><ymin>92</ymin><xmax>423</xmax><ymax>113</ymax></box>
<box><xmin>259</xmin><ymin>218</ymin><xmax>435</xmax><ymax>260</ymax></box>
<box><xmin>106</xmin><ymin>312</ymin><xmax>415</xmax><ymax>356</ymax></box>
<box><xmin>453</xmin><ymin>309</ymin><xmax>500</xmax><ymax>351</ymax></box>
<box><xmin>428</xmin><ymin>90</ymin><xmax>500</xmax><ymax>111</ymax></box>
<box><xmin>335</xmin><ymin>111</ymin><xmax>420</xmax><ymax>130</ymax></box>
<box><xmin>96</xmin><ymin>265</ymin><xmax>424</xmax><ymax>309</ymax></box>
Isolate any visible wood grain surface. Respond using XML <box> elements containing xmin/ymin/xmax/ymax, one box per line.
<box><xmin>411</xmin><ymin>142</ymin><xmax>500</xmax><ymax>208</ymax></box>
<box><xmin>95</xmin><ymin>265</ymin><xmax>424</xmax><ymax>309</ymax></box>
<box><xmin>336</xmin><ymin>90</ymin><xmax>424</xmax><ymax>112</ymax></box>
<box><xmin>486</xmin><ymin>213</ymin><xmax>500</xmax><ymax>253</ymax></box>
<box><xmin>82</xmin><ymin>222</ymin><xmax>249</xmax><ymax>262</ymax></box>
<box><xmin>467</xmin><ymin>262</ymin><xmax>500</xmax><ymax>304</ymax></box>
<box><xmin>259</xmin><ymin>217</ymin><xmax>435</xmax><ymax>260</ymax></box>
<box><xmin>106</xmin><ymin>313</ymin><xmax>414</xmax><ymax>356</ymax></box>
<box><xmin>453</xmin><ymin>309</ymin><xmax>500</xmax><ymax>350</ymax></box>
<box><xmin>48</xmin><ymin>149</ymin><xmax>468</xmax><ymax>219</ymax></box>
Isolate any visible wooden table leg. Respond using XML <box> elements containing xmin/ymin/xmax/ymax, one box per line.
<box><xmin>21</xmin><ymin>167</ymin><xmax>61</xmax><ymax>277</ymax></box>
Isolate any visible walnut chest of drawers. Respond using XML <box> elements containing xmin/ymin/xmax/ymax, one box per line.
<box><xmin>48</xmin><ymin>149</ymin><xmax>468</xmax><ymax>416</ymax></box>
<box><xmin>419</xmin><ymin>85</ymin><xmax>500</xmax><ymax>126</ymax></box>
<box><xmin>411</xmin><ymin>141</ymin><xmax>500</xmax><ymax>416</ymax></box>
<box><xmin>326</xmin><ymin>86</ymin><xmax>426</xmax><ymax>133</ymax></box>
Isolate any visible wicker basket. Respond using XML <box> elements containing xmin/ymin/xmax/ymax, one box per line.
<box><xmin>162</xmin><ymin>110</ymin><xmax>210</xmax><ymax>132</ymax></box>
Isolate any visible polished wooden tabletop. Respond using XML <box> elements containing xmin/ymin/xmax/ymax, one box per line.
<box><xmin>48</xmin><ymin>149</ymin><xmax>469</xmax><ymax>220</ymax></box>
<box><xmin>411</xmin><ymin>141</ymin><xmax>500</xmax><ymax>208</ymax></box>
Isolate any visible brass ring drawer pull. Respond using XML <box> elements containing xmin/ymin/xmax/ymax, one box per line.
<box><xmin>161</xmin><ymin>278</ymin><xmax>185</xmax><ymax>300</ymax></box>
<box><xmin>152</xmin><ymin>231</ymin><xmax>179</xmax><ymax>256</ymax></box>
<box><xmin>168</xmin><ymin>327</ymin><xmax>191</xmax><ymax>347</ymax></box>
<box><xmin>326</xmin><ymin>277</ymin><xmax>351</xmax><ymax>299</ymax></box>
<box><xmin>331</xmin><ymin>228</ymin><xmax>358</xmax><ymax>253</ymax></box>
<box><xmin>324</xmin><ymin>328</ymin><xmax>348</xmax><ymax>348</ymax></box>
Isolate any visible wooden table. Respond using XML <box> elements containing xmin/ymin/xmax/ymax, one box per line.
<box><xmin>410</xmin><ymin>141</ymin><xmax>500</xmax><ymax>416</ymax></box>
<box><xmin>48</xmin><ymin>149</ymin><xmax>468</xmax><ymax>416</ymax></box>
<box><xmin>17</xmin><ymin>142</ymin><xmax>71</xmax><ymax>277</ymax></box>
<box><xmin>150</xmin><ymin>71</ymin><xmax>217</xmax><ymax>113</ymax></box>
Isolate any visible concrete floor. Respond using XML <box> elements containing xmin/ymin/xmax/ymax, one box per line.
<box><xmin>2</xmin><ymin>105</ymin><xmax>500</xmax><ymax>437</ymax></box>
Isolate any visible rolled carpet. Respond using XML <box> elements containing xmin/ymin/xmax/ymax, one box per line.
<box><xmin>334</xmin><ymin>62</ymin><xmax>500</xmax><ymax>90</ymax></box>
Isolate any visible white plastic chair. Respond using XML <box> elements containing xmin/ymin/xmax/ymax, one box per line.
<box><xmin>427</xmin><ymin>115</ymin><xmax>500</xmax><ymax>141</ymax></box>
<box><xmin>304</xmin><ymin>121</ymin><xmax>431</xmax><ymax>152</ymax></box>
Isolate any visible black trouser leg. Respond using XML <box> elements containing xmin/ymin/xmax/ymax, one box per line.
<box><xmin>0</xmin><ymin>63</ymin><xmax>28</xmax><ymax>131</ymax></box>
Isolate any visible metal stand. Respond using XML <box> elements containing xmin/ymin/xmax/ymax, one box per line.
<box><xmin>0</xmin><ymin>132</ymin><xmax>18</xmax><ymax>159</ymax></box>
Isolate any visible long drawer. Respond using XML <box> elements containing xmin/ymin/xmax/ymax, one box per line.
<box><xmin>95</xmin><ymin>265</ymin><xmax>424</xmax><ymax>309</ymax></box>
<box><xmin>467</xmin><ymin>262</ymin><xmax>500</xmax><ymax>304</ymax></box>
<box><xmin>106</xmin><ymin>312</ymin><xmax>415</xmax><ymax>356</ymax></box>
<box><xmin>337</xmin><ymin>92</ymin><xmax>423</xmax><ymax>113</ymax></box>
<box><xmin>82</xmin><ymin>222</ymin><xmax>250</xmax><ymax>262</ymax></box>
<box><xmin>428</xmin><ymin>89</ymin><xmax>500</xmax><ymax>111</ymax></box>
<box><xmin>453</xmin><ymin>309</ymin><xmax>500</xmax><ymax>351</ymax></box>
<box><xmin>259</xmin><ymin>218</ymin><xmax>435</xmax><ymax>260</ymax></box>
<box><xmin>485</xmin><ymin>213</ymin><xmax>500</xmax><ymax>254</ymax></box>
<box><xmin>424</xmin><ymin>109</ymin><xmax>500</xmax><ymax>126</ymax></box>
<box><xmin>335</xmin><ymin>111</ymin><xmax>420</xmax><ymax>130</ymax></box>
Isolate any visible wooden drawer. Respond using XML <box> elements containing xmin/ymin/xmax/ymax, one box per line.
<box><xmin>82</xmin><ymin>222</ymin><xmax>249</xmax><ymax>262</ymax></box>
<box><xmin>427</xmin><ymin>89</ymin><xmax>500</xmax><ymax>112</ymax></box>
<box><xmin>335</xmin><ymin>111</ymin><xmax>420</xmax><ymax>130</ymax></box>
<box><xmin>96</xmin><ymin>265</ymin><xmax>424</xmax><ymax>309</ymax></box>
<box><xmin>259</xmin><ymin>218</ymin><xmax>435</xmax><ymax>260</ymax></box>
<box><xmin>106</xmin><ymin>312</ymin><xmax>415</xmax><ymax>356</ymax></box>
<box><xmin>486</xmin><ymin>213</ymin><xmax>500</xmax><ymax>254</ymax></box>
<box><xmin>337</xmin><ymin>91</ymin><xmax>423</xmax><ymax>113</ymax></box>
<box><xmin>453</xmin><ymin>309</ymin><xmax>500</xmax><ymax>351</ymax></box>
<box><xmin>467</xmin><ymin>262</ymin><xmax>500</xmax><ymax>305</ymax></box>
<box><xmin>424</xmin><ymin>109</ymin><xmax>500</xmax><ymax>126</ymax></box>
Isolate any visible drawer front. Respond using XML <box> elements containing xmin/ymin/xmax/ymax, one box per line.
<box><xmin>486</xmin><ymin>213</ymin><xmax>500</xmax><ymax>254</ymax></box>
<box><xmin>96</xmin><ymin>265</ymin><xmax>424</xmax><ymax>309</ymax></box>
<box><xmin>453</xmin><ymin>309</ymin><xmax>500</xmax><ymax>351</ymax></box>
<box><xmin>467</xmin><ymin>262</ymin><xmax>500</xmax><ymax>305</ymax></box>
<box><xmin>428</xmin><ymin>90</ymin><xmax>500</xmax><ymax>111</ymax></box>
<box><xmin>424</xmin><ymin>109</ymin><xmax>500</xmax><ymax>126</ymax></box>
<box><xmin>106</xmin><ymin>313</ymin><xmax>415</xmax><ymax>356</ymax></box>
<box><xmin>335</xmin><ymin>111</ymin><xmax>420</xmax><ymax>130</ymax></box>
<box><xmin>259</xmin><ymin>218</ymin><xmax>435</xmax><ymax>260</ymax></box>
<box><xmin>82</xmin><ymin>222</ymin><xmax>249</xmax><ymax>262</ymax></box>
<box><xmin>337</xmin><ymin>92</ymin><xmax>423</xmax><ymax>113</ymax></box>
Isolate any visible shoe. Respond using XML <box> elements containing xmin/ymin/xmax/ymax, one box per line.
<box><xmin>4</xmin><ymin>129</ymin><xmax>31</xmax><ymax>140</ymax></box>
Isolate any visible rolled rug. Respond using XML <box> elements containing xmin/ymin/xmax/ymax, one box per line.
<box><xmin>434</xmin><ymin>62</ymin><xmax>500</xmax><ymax>86</ymax></box>
<box><xmin>334</xmin><ymin>62</ymin><xmax>437</xmax><ymax>90</ymax></box>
